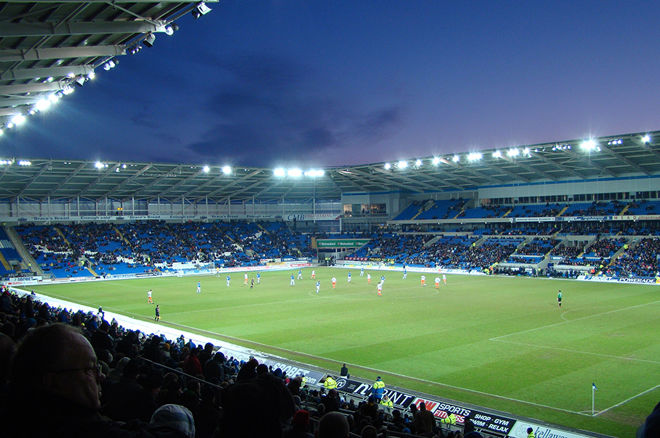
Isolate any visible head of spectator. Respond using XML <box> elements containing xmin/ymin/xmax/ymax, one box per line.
<box><xmin>9</xmin><ymin>323</ymin><xmax>102</xmax><ymax>411</ymax></box>
<box><xmin>360</xmin><ymin>425</ymin><xmax>378</xmax><ymax>438</ymax></box>
<box><xmin>150</xmin><ymin>404</ymin><xmax>196</xmax><ymax>438</ymax></box>
<box><xmin>292</xmin><ymin>409</ymin><xmax>311</xmax><ymax>430</ymax></box>
<box><xmin>318</xmin><ymin>411</ymin><xmax>350</xmax><ymax>438</ymax></box>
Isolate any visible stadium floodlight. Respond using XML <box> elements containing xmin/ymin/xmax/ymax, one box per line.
<box><xmin>287</xmin><ymin>168</ymin><xmax>303</xmax><ymax>178</ymax></box>
<box><xmin>507</xmin><ymin>148</ymin><xmax>519</xmax><ymax>157</ymax></box>
<box><xmin>46</xmin><ymin>76</ymin><xmax>54</xmax><ymax>83</ymax></box>
<box><xmin>192</xmin><ymin>2</ymin><xmax>212</xmax><ymax>19</ymax></box>
<box><xmin>94</xmin><ymin>161</ymin><xmax>105</xmax><ymax>169</ymax></box>
<box><xmin>222</xmin><ymin>165</ymin><xmax>232</xmax><ymax>175</ymax></box>
<box><xmin>18</xmin><ymin>160</ymin><xmax>32</xmax><ymax>166</ymax></box>
<box><xmin>467</xmin><ymin>152</ymin><xmax>482</xmax><ymax>162</ymax></box>
<box><xmin>384</xmin><ymin>162</ymin><xmax>391</xmax><ymax>170</ymax></box>
<box><xmin>452</xmin><ymin>154</ymin><xmax>460</xmax><ymax>163</ymax></box>
<box><xmin>143</xmin><ymin>32</ymin><xmax>156</xmax><ymax>48</ymax></box>
<box><xmin>0</xmin><ymin>130</ymin><xmax>3</xmax><ymax>137</ymax></box>
<box><xmin>414</xmin><ymin>159</ymin><xmax>423</xmax><ymax>168</ymax></box>
<box><xmin>397</xmin><ymin>160</ymin><xmax>408</xmax><ymax>169</ymax></box>
<box><xmin>67</xmin><ymin>72</ymin><xmax>75</xmax><ymax>78</ymax></box>
<box><xmin>87</xmin><ymin>71</ymin><xmax>96</xmax><ymax>80</ymax></box>
<box><xmin>273</xmin><ymin>167</ymin><xmax>286</xmax><ymax>177</ymax></box>
<box><xmin>580</xmin><ymin>139</ymin><xmax>598</xmax><ymax>152</ymax></box>
<box><xmin>0</xmin><ymin>159</ymin><xmax>12</xmax><ymax>165</ymax></box>
<box><xmin>304</xmin><ymin>169</ymin><xmax>324</xmax><ymax>177</ymax></box>
<box><xmin>48</xmin><ymin>93</ymin><xmax>61</xmax><ymax>104</ymax></box>
<box><xmin>62</xmin><ymin>86</ymin><xmax>74</xmax><ymax>95</ymax></box>
<box><xmin>431</xmin><ymin>157</ymin><xmax>441</xmax><ymax>166</ymax></box>
<box><xmin>10</xmin><ymin>114</ymin><xmax>26</xmax><ymax>127</ymax></box>
<box><xmin>641</xmin><ymin>134</ymin><xmax>651</xmax><ymax>144</ymax></box>
<box><xmin>492</xmin><ymin>150</ymin><xmax>502</xmax><ymax>159</ymax></box>
<box><xmin>522</xmin><ymin>147</ymin><xmax>531</xmax><ymax>157</ymax></box>
<box><xmin>202</xmin><ymin>165</ymin><xmax>210</xmax><ymax>173</ymax></box>
<box><xmin>164</xmin><ymin>23</ymin><xmax>179</xmax><ymax>36</ymax></box>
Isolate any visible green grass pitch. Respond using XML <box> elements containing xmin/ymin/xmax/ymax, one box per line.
<box><xmin>30</xmin><ymin>268</ymin><xmax>659</xmax><ymax>437</ymax></box>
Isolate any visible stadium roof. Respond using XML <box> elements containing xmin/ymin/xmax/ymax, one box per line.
<box><xmin>0</xmin><ymin>130</ymin><xmax>658</xmax><ymax>202</ymax></box>
<box><xmin>0</xmin><ymin>1</ymin><xmax>216</xmax><ymax>128</ymax></box>
<box><xmin>0</xmin><ymin>3</ymin><xmax>658</xmax><ymax>203</ymax></box>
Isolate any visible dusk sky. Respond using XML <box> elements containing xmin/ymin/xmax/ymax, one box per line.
<box><xmin>3</xmin><ymin>0</ymin><xmax>659</xmax><ymax>167</ymax></box>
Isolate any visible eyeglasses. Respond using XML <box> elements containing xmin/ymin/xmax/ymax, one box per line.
<box><xmin>50</xmin><ymin>363</ymin><xmax>102</xmax><ymax>376</ymax></box>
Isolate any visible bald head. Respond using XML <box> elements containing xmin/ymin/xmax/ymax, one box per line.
<box><xmin>10</xmin><ymin>323</ymin><xmax>102</xmax><ymax>410</ymax></box>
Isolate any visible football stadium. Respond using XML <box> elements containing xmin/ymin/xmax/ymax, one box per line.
<box><xmin>0</xmin><ymin>2</ymin><xmax>659</xmax><ymax>438</ymax></box>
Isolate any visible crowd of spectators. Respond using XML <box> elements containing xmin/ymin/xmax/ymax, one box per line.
<box><xmin>609</xmin><ymin>238</ymin><xmax>660</xmax><ymax>278</ymax></box>
<box><xmin>0</xmin><ymin>286</ymin><xmax>472</xmax><ymax>438</ymax></box>
<box><xmin>14</xmin><ymin>221</ymin><xmax>314</xmax><ymax>279</ymax></box>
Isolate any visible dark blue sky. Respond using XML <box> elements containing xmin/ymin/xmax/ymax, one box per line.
<box><xmin>3</xmin><ymin>0</ymin><xmax>659</xmax><ymax>167</ymax></box>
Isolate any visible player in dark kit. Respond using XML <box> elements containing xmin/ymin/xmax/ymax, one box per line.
<box><xmin>557</xmin><ymin>290</ymin><xmax>562</xmax><ymax>308</ymax></box>
<box><xmin>155</xmin><ymin>304</ymin><xmax>160</xmax><ymax>321</ymax></box>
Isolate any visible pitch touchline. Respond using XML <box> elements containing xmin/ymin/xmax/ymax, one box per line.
<box><xmin>490</xmin><ymin>339</ymin><xmax>660</xmax><ymax>365</ymax></box>
<box><xmin>25</xmin><ymin>291</ymin><xmax>588</xmax><ymax>417</ymax></box>
<box><xmin>596</xmin><ymin>384</ymin><xmax>660</xmax><ymax>416</ymax></box>
<box><xmin>161</xmin><ymin>320</ymin><xmax>589</xmax><ymax>417</ymax></box>
<box><xmin>490</xmin><ymin>299</ymin><xmax>660</xmax><ymax>341</ymax></box>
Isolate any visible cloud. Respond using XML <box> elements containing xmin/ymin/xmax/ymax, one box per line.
<box><xmin>185</xmin><ymin>52</ymin><xmax>403</xmax><ymax>166</ymax></box>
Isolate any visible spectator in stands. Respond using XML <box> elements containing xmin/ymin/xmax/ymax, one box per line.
<box><xmin>284</xmin><ymin>409</ymin><xmax>314</xmax><ymax>438</ymax></box>
<box><xmin>2</xmin><ymin>323</ymin><xmax>185</xmax><ymax>437</ymax></box>
<box><xmin>414</xmin><ymin>401</ymin><xmax>435</xmax><ymax>437</ymax></box>
<box><xmin>637</xmin><ymin>401</ymin><xmax>660</xmax><ymax>438</ymax></box>
<box><xmin>318</xmin><ymin>411</ymin><xmax>350</xmax><ymax>438</ymax></box>
<box><xmin>149</xmin><ymin>403</ymin><xmax>195</xmax><ymax>438</ymax></box>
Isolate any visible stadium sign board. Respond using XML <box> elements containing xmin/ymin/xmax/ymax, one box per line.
<box><xmin>333</xmin><ymin>379</ymin><xmax>516</xmax><ymax>436</ymax></box>
<box><xmin>314</xmin><ymin>239</ymin><xmax>370</xmax><ymax>249</ymax></box>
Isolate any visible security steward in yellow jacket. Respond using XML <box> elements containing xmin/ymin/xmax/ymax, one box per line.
<box><xmin>324</xmin><ymin>376</ymin><xmax>337</xmax><ymax>390</ymax></box>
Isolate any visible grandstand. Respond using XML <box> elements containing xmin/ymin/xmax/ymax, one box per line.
<box><xmin>1</xmin><ymin>130</ymin><xmax>659</xmax><ymax>438</ymax></box>
<box><xmin>1</xmin><ymin>3</ymin><xmax>659</xmax><ymax>438</ymax></box>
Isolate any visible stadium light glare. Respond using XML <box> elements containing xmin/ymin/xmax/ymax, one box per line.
<box><xmin>34</xmin><ymin>99</ymin><xmax>51</xmax><ymax>111</ymax></box>
<box><xmin>287</xmin><ymin>168</ymin><xmax>302</xmax><ymax>178</ymax></box>
<box><xmin>46</xmin><ymin>76</ymin><xmax>54</xmax><ymax>83</ymax></box>
<box><xmin>522</xmin><ymin>147</ymin><xmax>531</xmax><ymax>157</ymax></box>
<box><xmin>87</xmin><ymin>71</ymin><xmax>96</xmax><ymax>80</ymax></box>
<box><xmin>384</xmin><ymin>162</ymin><xmax>391</xmax><ymax>170</ymax></box>
<box><xmin>11</xmin><ymin>114</ymin><xmax>26</xmax><ymax>126</ymax></box>
<box><xmin>304</xmin><ymin>169</ymin><xmax>324</xmax><ymax>177</ymax></box>
<box><xmin>432</xmin><ymin>157</ymin><xmax>441</xmax><ymax>166</ymax></box>
<box><xmin>0</xmin><ymin>130</ymin><xmax>3</xmax><ymax>137</ymax></box>
<box><xmin>222</xmin><ymin>165</ymin><xmax>232</xmax><ymax>175</ymax></box>
<box><xmin>580</xmin><ymin>139</ymin><xmax>598</xmax><ymax>152</ymax></box>
<box><xmin>273</xmin><ymin>167</ymin><xmax>286</xmax><ymax>177</ymax></box>
<box><xmin>0</xmin><ymin>159</ymin><xmax>13</xmax><ymax>165</ymax></box>
<box><xmin>467</xmin><ymin>152</ymin><xmax>482</xmax><ymax>162</ymax></box>
<box><xmin>202</xmin><ymin>165</ymin><xmax>210</xmax><ymax>173</ymax></box>
<box><xmin>507</xmin><ymin>148</ymin><xmax>519</xmax><ymax>157</ymax></box>
<box><xmin>18</xmin><ymin>160</ymin><xmax>32</xmax><ymax>166</ymax></box>
<box><xmin>94</xmin><ymin>161</ymin><xmax>105</xmax><ymax>169</ymax></box>
<box><xmin>397</xmin><ymin>160</ymin><xmax>408</xmax><ymax>169</ymax></box>
<box><xmin>641</xmin><ymin>134</ymin><xmax>651</xmax><ymax>144</ymax></box>
<box><xmin>452</xmin><ymin>154</ymin><xmax>460</xmax><ymax>163</ymax></box>
<box><xmin>62</xmin><ymin>86</ymin><xmax>74</xmax><ymax>95</ymax></box>
<box><xmin>414</xmin><ymin>159</ymin><xmax>423</xmax><ymax>168</ymax></box>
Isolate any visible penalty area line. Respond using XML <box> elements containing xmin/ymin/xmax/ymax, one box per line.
<box><xmin>490</xmin><ymin>299</ymin><xmax>660</xmax><ymax>341</ymax></box>
<box><xmin>490</xmin><ymin>339</ymin><xmax>660</xmax><ymax>365</ymax></box>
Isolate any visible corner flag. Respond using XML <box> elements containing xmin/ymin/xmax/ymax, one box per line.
<box><xmin>592</xmin><ymin>383</ymin><xmax>598</xmax><ymax>391</ymax></box>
